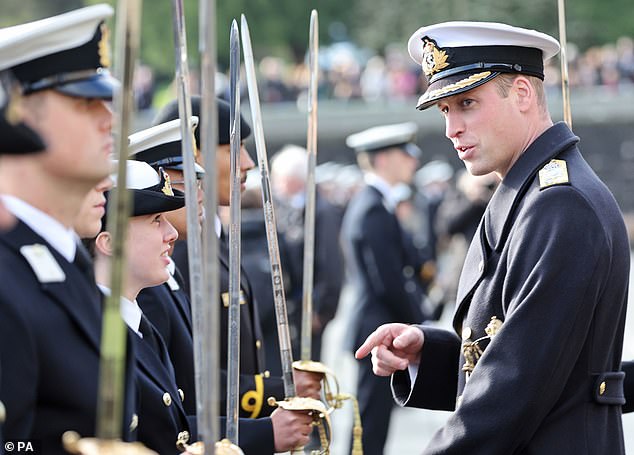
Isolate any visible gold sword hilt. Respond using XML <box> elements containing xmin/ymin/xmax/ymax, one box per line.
<box><xmin>62</xmin><ymin>431</ymin><xmax>157</xmax><ymax>455</ymax></box>
<box><xmin>267</xmin><ymin>396</ymin><xmax>332</xmax><ymax>455</ymax></box>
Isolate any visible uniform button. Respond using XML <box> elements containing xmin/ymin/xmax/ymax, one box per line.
<box><xmin>163</xmin><ymin>392</ymin><xmax>173</xmax><ymax>406</ymax></box>
<box><xmin>129</xmin><ymin>413</ymin><xmax>138</xmax><ymax>432</ymax></box>
<box><xmin>256</xmin><ymin>340</ymin><xmax>262</xmax><ymax>349</ymax></box>
<box><xmin>263</xmin><ymin>370</ymin><xmax>270</xmax><ymax>378</ymax></box>
<box><xmin>178</xmin><ymin>388</ymin><xmax>185</xmax><ymax>402</ymax></box>
<box><xmin>462</xmin><ymin>327</ymin><xmax>472</xmax><ymax>341</ymax></box>
<box><xmin>599</xmin><ymin>381</ymin><xmax>606</xmax><ymax>395</ymax></box>
<box><xmin>478</xmin><ymin>260</ymin><xmax>484</xmax><ymax>273</ymax></box>
<box><xmin>0</xmin><ymin>400</ymin><xmax>5</xmax><ymax>423</ymax></box>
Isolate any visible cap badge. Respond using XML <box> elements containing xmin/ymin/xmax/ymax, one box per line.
<box><xmin>98</xmin><ymin>23</ymin><xmax>111</xmax><ymax>68</ymax></box>
<box><xmin>4</xmin><ymin>83</ymin><xmax>24</xmax><ymax>126</ymax></box>
<box><xmin>160</xmin><ymin>168</ymin><xmax>175</xmax><ymax>196</ymax></box>
<box><xmin>421</xmin><ymin>37</ymin><xmax>449</xmax><ymax>77</ymax></box>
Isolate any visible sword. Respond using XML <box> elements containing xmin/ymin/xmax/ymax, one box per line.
<box><xmin>225</xmin><ymin>18</ymin><xmax>242</xmax><ymax>446</ymax></box>
<box><xmin>300</xmin><ymin>9</ymin><xmax>318</xmax><ymax>364</ymax></box>
<box><xmin>96</xmin><ymin>0</ymin><xmax>141</xmax><ymax>440</ymax></box>
<box><xmin>170</xmin><ymin>0</ymin><xmax>207</xmax><ymax>451</ymax></box>
<box><xmin>557</xmin><ymin>0</ymin><xmax>573</xmax><ymax>129</ymax></box>
<box><xmin>197</xmin><ymin>0</ymin><xmax>221</xmax><ymax>453</ymax></box>
<box><xmin>290</xmin><ymin>11</ymin><xmax>364</xmax><ymax>454</ymax></box>
<box><xmin>241</xmin><ymin>14</ymin><xmax>331</xmax><ymax>454</ymax></box>
<box><xmin>240</xmin><ymin>13</ymin><xmax>295</xmax><ymax>399</ymax></box>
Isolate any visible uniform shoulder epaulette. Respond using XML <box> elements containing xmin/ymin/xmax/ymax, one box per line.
<box><xmin>538</xmin><ymin>159</ymin><xmax>570</xmax><ymax>190</ymax></box>
<box><xmin>20</xmin><ymin>243</ymin><xmax>66</xmax><ymax>283</ymax></box>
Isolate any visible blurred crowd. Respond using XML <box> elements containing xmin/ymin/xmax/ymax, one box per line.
<box><xmin>134</xmin><ymin>36</ymin><xmax>634</xmax><ymax>110</ymax></box>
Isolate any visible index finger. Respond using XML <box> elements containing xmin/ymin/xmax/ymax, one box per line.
<box><xmin>355</xmin><ymin>326</ymin><xmax>391</xmax><ymax>359</ymax></box>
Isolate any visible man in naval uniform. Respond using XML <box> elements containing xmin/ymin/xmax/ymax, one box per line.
<box><xmin>356</xmin><ymin>22</ymin><xmax>629</xmax><ymax>454</ymax></box>
<box><xmin>134</xmin><ymin>98</ymin><xmax>319</xmax><ymax>452</ymax></box>
<box><xmin>340</xmin><ymin>122</ymin><xmax>430</xmax><ymax>455</ymax></box>
<box><xmin>0</xmin><ymin>56</ymin><xmax>46</xmax><ymax>455</ymax></box>
<box><xmin>0</xmin><ymin>5</ymin><xmax>137</xmax><ymax>453</ymax></box>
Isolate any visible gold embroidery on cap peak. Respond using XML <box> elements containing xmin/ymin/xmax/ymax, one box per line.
<box><xmin>418</xmin><ymin>71</ymin><xmax>492</xmax><ymax>106</ymax></box>
<box><xmin>98</xmin><ymin>23</ymin><xmax>111</xmax><ymax>68</ymax></box>
<box><xmin>421</xmin><ymin>38</ymin><xmax>450</xmax><ymax>77</ymax></box>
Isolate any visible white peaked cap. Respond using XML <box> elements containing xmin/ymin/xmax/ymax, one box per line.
<box><xmin>346</xmin><ymin>122</ymin><xmax>418</xmax><ymax>152</ymax></box>
<box><xmin>0</xmin><ymin>4</ymin><xmax>114</xmax><ymax>72</ymax></box>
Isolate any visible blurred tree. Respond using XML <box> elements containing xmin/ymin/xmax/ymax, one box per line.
<box><xmin>1</xmin><ymin>0</ymin><xmax>83</xmax><ymax>25</ymax></box>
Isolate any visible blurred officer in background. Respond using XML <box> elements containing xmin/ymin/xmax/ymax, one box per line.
<box><xmin>341</xmin><ymin>122</ymin><xmax>432</xmax><ymax>455</ymax></box>
<box><xmin>270</xmin><ymin>144</ymin><xmax>345</xmax><ymax>363</ymax></box>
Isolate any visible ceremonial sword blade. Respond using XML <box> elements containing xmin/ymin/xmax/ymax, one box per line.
<box><xmin>96</xmin><ymin>0</ymin><xmax>142</xmax><ymax>439</ymax></box>
<box><xmin>198</xmin><ymin>0</ymin><xmax>221</xmax><ymax>449</ymax></box>
<box><xmin>241</xmin><ymin>14</ymin><xmax>296</xmax><ymax>399</ymax></box>
<box><xmin>300</xmin><ymin>9</ymin><xmax>319</xmax><ymax>362</ymax></box>
<box><xmin>171</xmin><ymin>0</ymin><xmax>214</xmax><ymax>448</ymax></box>
<box><xmin>225</xmin><ymin>18</ymin><xmax>242</xmax><ymax>445</ymax></box>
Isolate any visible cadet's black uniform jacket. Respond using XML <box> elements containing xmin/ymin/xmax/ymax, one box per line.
<box><xmin>132</xmin><ymin>289</ymin><xmax>277</xmax><ymax>455</ymax></box>
<box><xmin>173</xmin><ymin>239</ymin><xmax>285</xmax><ymax>419</ymax></box>
<box><xmin>392</xmin><ymin>123</ymin><xmax>629</xmax><ymax>454</ymax></box>
<box><xmin>137</xmin><ymin>276</ymin><xmax>196</xmax><ymax>415</ymax></box>
<box><xmin>132</xmin><ymin>318</ymin><xmax>192</xmax><ymax>455</ymax></box>
<box><xmin>0</xmin><ymin>221</ymin><xmax>136</xmax><ymax>454</ymax></box>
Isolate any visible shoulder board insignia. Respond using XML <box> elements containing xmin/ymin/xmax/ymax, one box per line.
<box><xmin>20</xmin><ymin>244</ymin><xmax>66</xmax><ymax>283</ymax></box>
<box><xmin>538</xmin><ymin>159</ymin><xmax>569</xmax><ymax>189</ymax></box>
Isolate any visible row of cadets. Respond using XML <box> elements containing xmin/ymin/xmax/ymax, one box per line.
<box><xmin>132</xmin><ymin>96</ymin><xmax>322</xmax><ymax>452</ymax></box>
<box><xmin>0</xmin><ymin>5</ymin><xmax>139</xmax><ymax>454</ymax></box>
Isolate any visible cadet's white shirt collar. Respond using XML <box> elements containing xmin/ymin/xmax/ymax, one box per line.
<box><xmin>1</xmin><ymin>194</ymin><xmax>77</xmax><ymax>262</ymax></box>
<box><xmin>97</xmin><ymin>284</ymin><xmax>143</xmax><ymax>338</ymax></box>
<box><xmin>167</xmin><ymin>256</ymin><xmax>176</xmax><ymax>276</ymax></box>
<box><xmin>364</xmin><ymin>173</ymin><xmax>400</xmax><ymax>212</ymax></box>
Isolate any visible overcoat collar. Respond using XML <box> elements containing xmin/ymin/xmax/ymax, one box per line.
<box><xmin>485</xmin><ymin>122</ymin><xmax>579</xmax><ymax>252</ymax></box>
<box><xmin>453</xmin><ymin>122</ymin><xmax>579</xmax><ymax>331</ymax></box>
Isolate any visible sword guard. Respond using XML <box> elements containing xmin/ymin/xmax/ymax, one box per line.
<box><xmin>292</xmin><ymin>359</ymin><xmax>333</xmax><ymax>376</ymax></box>
<box><xmin>62</xmin><ymin>431</ymin><xmax>158</xmax><ymax>455</ymax></box>
<box><xmin>214</xmin><ymin>439</ymin><xmax>245</xmax><ymax>455</ymax></box>
<box><xmin>268</xmin><ymin>396</ymin><xmax>332</xmax><ymax>454</ymax></box>
<box><xmin>293</xmin><ymin>359</ymin><xmax>344</xmax><ymax>413</ymax></box>
<box><xmin>267</xmin><ymin>396</ymin><xmax>327</xmax><ymax>415</ymax></box>
<box><xmin>174</xmin><ymin>439</ymin><xmax>245</xmax><ymax>455</ymax></box>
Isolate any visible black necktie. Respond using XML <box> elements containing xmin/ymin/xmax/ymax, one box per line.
<box><xmin>138</xmin><ymin>314</ymin><xmax>161</xmax><ymax>356</ymax></box>
<box><xmin>73</xmin><ymin>243</ymin><xmax>95</xmax><ymax>283</ymax></box>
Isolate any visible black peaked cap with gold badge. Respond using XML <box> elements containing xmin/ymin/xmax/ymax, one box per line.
<box><xmin>407</xmin><ymin>21</ymin><xmax>560</xmax><ymax>110</ymax></box>
<box><xmin>0</xmin><ymin>4</ymin><xmax>118</xmax><ymax>100</ymax></box>
<box><xmin>104</xmin><ymin>160</ymin><xmax>185</xmax><ymax>230</ymax></box>
<box><xmin>0</xmin><ymin>71</ymin><xmax>45</xmax><ymax>155</ymax></box>
<box><xmin>152</xmin><ymin>96</ymin><xmax>252</xmax><ymax>148</ymax></box>
<box><xmin>129</xmin><ymin>117</ymin><xmax>206</xmax><ymax>178</ymax></box>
